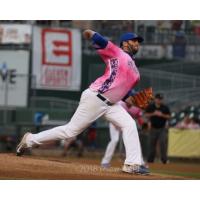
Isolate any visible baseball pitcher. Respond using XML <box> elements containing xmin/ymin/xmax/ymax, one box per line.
<box><xmin>17</xmin><ymin>29</ymin><xmax>153</xmax><ymax>175</ymax></box>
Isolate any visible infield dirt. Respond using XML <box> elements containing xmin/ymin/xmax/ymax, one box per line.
<box><xmin>0</xmin><ymin>153</ymin><xmax>199</xmax><ymax>180</ymax></box>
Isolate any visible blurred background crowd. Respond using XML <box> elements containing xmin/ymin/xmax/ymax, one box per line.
<box><xmin>0</xmin><ymin>20</ymin><xmax>200</xmax><ymax>163</ymax></box>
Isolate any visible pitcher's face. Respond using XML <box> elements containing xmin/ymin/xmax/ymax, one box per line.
<box><xmin>123</xmin><ymin>39</ymin><xmax>140</xmax><ymax>55</ymax></box>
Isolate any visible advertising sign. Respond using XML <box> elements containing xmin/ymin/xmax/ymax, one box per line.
<box><xmin>0</xmin><ymin>24</ymin><xmax>31</xmax><ymax>44</ymax></box>
<box><xmin>0</xmin><ymin>50</ymin><xmax>29</xmax><ymax>107</ymax></box>
<box><xmin>137</xmin><ymin>45</ymin><xmax>173</xmax><ymax>59</ymax></box>
<box><xmin>185</xmin><ymin>45</ymin><xmax>200</xmax><ymax>61</ymax></box>
<box><xmin>32</xmin><ymin>27</ymin><xmax>81</xmax><ymax>91</ymax></box>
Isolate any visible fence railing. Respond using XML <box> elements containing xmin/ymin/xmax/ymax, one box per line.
<box><xmin>139</xmin><ymin>67</ymin><xmax>200</xmax><ymax>110</ymax></box>
<box><xmin>30</xmin><ymin>96</ymin><xmax>79</xmax><ymax>112</ymax></box>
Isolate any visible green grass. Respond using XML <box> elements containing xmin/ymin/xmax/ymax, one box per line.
<box><xmin>151</xmin><ymin>169</ymin><xmax>200</xmax><ymax>179</ymax></box>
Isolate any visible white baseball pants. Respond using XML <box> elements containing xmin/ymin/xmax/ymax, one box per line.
<box><xmin>26</xmin><ymin>88</ymin><xmax>143</xmax><ymax>165</ymax></box>
<box><xmin>101</xmin><ymin>123</ymin><xmax>145</xmax><ymax>165</ymax></box>
<box><xmin>101</xmin><ymin>123</ymin><xmax>120</xmax><ymax>165</ymax></box>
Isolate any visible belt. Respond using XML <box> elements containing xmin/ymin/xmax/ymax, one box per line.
<box><xmin>97</xmin><ymin>94</ymin><xmax>114</xmax><ymax>106</ymax></box>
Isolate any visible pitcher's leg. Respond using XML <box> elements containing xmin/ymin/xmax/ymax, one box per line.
<box><xmin>27</xmin><ymin>89</ymin><xmax>108</xmax><ymax>148</ymax></box>
<box><xmin>121</xmin><ymin>120</ymin><xmax>144</xmax><ymax>165</ymax></box>
<box><xmin>101</xmin><ymin>123</ymin><xmax>120</xmax><ymax>165</ymax></box>
<box><xmin>104</xmin><ymin>104</ymin><xmax>143</xmax><ymax>165</ymax></box>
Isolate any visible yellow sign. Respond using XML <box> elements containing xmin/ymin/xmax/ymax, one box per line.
<box><xmin>168</xmin><ymin>128</ymin><xmax>200</xmax><ymax>158</ymax></box>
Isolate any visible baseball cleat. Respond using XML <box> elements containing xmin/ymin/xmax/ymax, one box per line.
<box><xmin>122</xmin><ymin>164</ymin><xmax>150</xmax><ymax>175</ymax></box>
<box><xmin>16</xmin><ymin>132</ymin><xmax>31</xmax><ymax>156</ymax></box>
<box><xmin>101</xmin><ymin>163</ymin><xmax>110</xmax><ymax>168</ymax></box>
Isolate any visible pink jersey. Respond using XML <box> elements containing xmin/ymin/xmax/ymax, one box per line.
<box><xmin>89</xmin><ymin>41</ymin><xmax>140</xmax><ymax>103</ymax></box>
<box><xmin>119</xmin><ymin>101</ymin><xmax>142</xmax><ymax>119</ymax></box>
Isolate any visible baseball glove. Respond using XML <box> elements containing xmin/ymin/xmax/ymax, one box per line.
<box><xmin>125</xmin><ymin>87</ymin><xmax>154</xmax><ymax>109</ymax></box>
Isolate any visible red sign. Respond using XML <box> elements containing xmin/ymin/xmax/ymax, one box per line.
<box><xmin>41</xmin><ymin>66</ymin><xmax>69</xmax><ymax>87</ymax></box>
<box><xmin>41</xmin><ymin>28</ymin><xmax>72</xmax><ymax>67</ymax></box>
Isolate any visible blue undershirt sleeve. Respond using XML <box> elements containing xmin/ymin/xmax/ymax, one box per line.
<box><xmin>91</xmin><ymin>33</ymin><xmax>108</xmax><ymax>49</ymax></box>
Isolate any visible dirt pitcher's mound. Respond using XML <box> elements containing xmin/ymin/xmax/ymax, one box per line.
<box><xmin>0</xmin><ymin>153</ymin><xmax>186</xmax><ymax>180</ymax></box>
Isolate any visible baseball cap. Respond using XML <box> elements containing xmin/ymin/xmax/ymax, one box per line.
<box><xmin>155</xmin><ymin>93</ymin><xmax>164</xmax><ymax>99</ymax></box>
<box><xmin>120</xmin><ymin>32</ymin><xmax>144</xmax><ymax>46</ymax></box>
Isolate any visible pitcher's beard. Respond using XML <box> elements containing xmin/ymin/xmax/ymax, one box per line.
<box><xmin>127</xmin><ymin>45</ymin><xmax>138</xmax><ymax>56</ymax></box>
